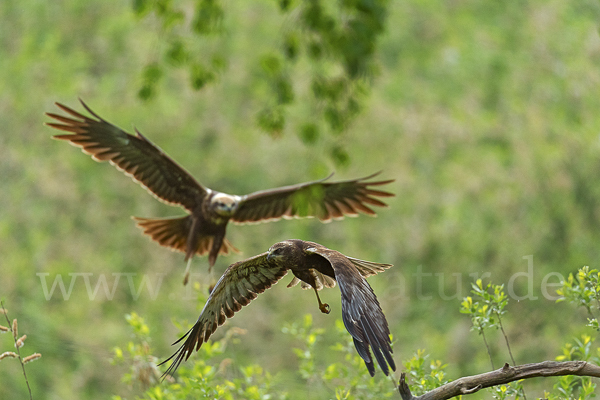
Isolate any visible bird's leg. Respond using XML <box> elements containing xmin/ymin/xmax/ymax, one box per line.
<box><xmin>208</xmin><ymin>267</ymin><xmax>216</xmax><ymax>294</ymax></box>
<box><xmin>312</xmin><ymin>286</ymin><xmax>330</xmax><ymax>314</ymax></box>
<box><xmin>183</xmin><ymin>217</ymin><xmax>201</xmax><ymax>286</ymax></box>
<box><xmin>182</xmin><ymin>257</ymin><xmax>192</xmax><ymax>286</ymax></box>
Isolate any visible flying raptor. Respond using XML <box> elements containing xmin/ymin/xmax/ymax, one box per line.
<box><xmin>46</xmin><ymin>101</ymin><xmax>394</xmax><ymax>283</ymax></box>
<box><xmin>160</xmin><ymin>239</ymin><xmax>396</xmax><ymax>377</ymax></box>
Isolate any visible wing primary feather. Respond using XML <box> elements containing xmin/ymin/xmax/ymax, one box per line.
<box><xmin>360</xmin><ymin>318</ymin><xmax>389</xmax><ymax>376</ymax></box>
<box><xmin>353</xmin><ymin>337</ymin><xmax>375</xmax><ymax>377</ymax></box>
<box><xmin>360</xmin><ymin>188</ymin><xmax>395</xmax><ymax>197</ymax></box>
<box><xmin>79</xmin><ymin>98</ymin><xmax>107</xmax><ymax>121</ymax></box>
<box><xmin>312</xmin><ymin>245</ymin><xmax>395</xmax><ymax>376</ymax></box>
<box><xmin>231</xmin><ymin>172</ymin><xmax>394</xmax><ymax>224</ymax></box>
<box><xmin>357</xmin><ymin>196</ymin><xmax>388</xmax><ymax>208</ymax></box>
<box><xmin>47</xmin><ymin>101</ymin><xmax>207</xmax><ymax>211</ymax></box>
<box><xmin>160</xmin><ymin>253</ymin><xmax>288</xmax><ymax>377</ymax></box>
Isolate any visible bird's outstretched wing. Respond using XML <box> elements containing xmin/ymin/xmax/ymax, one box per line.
<box><xmin>308</xmin><ymin>246</ymin><xmax>396</xmax><ymax>377</ymax></box>
<box><xmin>231</xmin><ymin>172</ymin><xmax>394</xmax><ymax>224</ymax></box>
<box><xmin>160</xmin><ymin>252</ymin><xmax>289</xmax><ymax>377</ymax></box>
<box><xmin>46</xmin><ymin>100</ymin><xmax>207</xmax><ymax>212</ymax></box>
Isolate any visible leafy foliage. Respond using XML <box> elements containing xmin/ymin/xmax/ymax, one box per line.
<box><xmin>461</xmin><ymin>280</ymin><xmax>524</xmax><ymax>398</ymax></box>
<box><xmin>549</xmin><ymin>334</ymin><xmax>598</xmax><ymax>400</ymax></box>
<box><xmin>111</xmin><ymin>311</ymin><xmax>401</xmax><ymax>399</ymax></box>
<box><xmin>131</xmin><ymin>0</ymin><xmax>390</xmax><ymax>164</ymax></box>
<box><xmin>108</xmin><ymin>277</ymin><xmax>600</xmax><ymax>399</ymax></box>
<box><xmin>402</xmin><ymin>349</ymin><xmax>448</xmax><ymax>396</ymax></box>
<box><xmin>547</xmin><ymin>266</ymin><xmax>600</xmax><ymax>399</ymax></box>
<box><xmin>454</xmin><ymin>273</ymin><xmax>600</xmax><ymax>399</ymax></box>
<box><xmin>283</xmin><ymin>315</ymin><xmax>397</xmax><ymax>399</ymax></box>
<box><xmin>112</xmin><ymin>312</ymin><xmax>160</xmax><ymax>390</ymax></box>
<box><xmin>113</xmin><ymin>313</ymin><xmax>283</xmax><ymax>400</ymax></box>
<box><xmin>557</xmin><ymin>266</ymin><xmax>600</xmax><ymax>329</ymax></box>
<box><xmin>460</xmin><ymin>279</ymin><xmax>509</xmax><ymax>333</ymax></box>
<box><xmin>3</xmin><ymin>0</ymin><xmax>600</xmax><ymax>398</ymax></box>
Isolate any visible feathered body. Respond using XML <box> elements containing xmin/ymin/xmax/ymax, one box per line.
<box><xmin>161</xmin><ymin>239</ymin><xmax>396</xmax><ymax>377</ymax></box>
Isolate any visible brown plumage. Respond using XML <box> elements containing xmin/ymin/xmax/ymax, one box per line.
<box><xmin>46</xmin><ymin>100</ymin><xmax>395</xmax><ymax>281</ymax></box>
<box><xmin>160</xmin><ymin>239</ymin><xmax>396</xmax><ymax>378</ymax></box>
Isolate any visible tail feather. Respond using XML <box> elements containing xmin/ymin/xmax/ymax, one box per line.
<box><xmin>347</xmin><ymin>257</ymin><xmax>392</xmax><ymax>278</ymax></box>
<box><xmin>132</xmin><ymin>216</ymin><xmax>239</xmax><ymax>260</ymax></box>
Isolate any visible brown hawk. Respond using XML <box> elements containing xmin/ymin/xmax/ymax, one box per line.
<box><xmin>160</xmin><ymin>239</ymin><xmax>396</xmax><ymax>377</ymax></box>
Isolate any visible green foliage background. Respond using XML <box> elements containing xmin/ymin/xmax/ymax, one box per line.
<box><xmin>2</xmin><ymin>0</ymin><xmax>600</xmax><ymax>398</ymax></box>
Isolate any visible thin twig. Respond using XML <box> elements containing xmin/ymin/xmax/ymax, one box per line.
<box><xmin>398</xmin><ymin>361</ymin><xmax>600</xmax><ymax>400</ymax></box>
<box><xmin>584</xmin><ymin>304</ymin><xmax>596</xmax><ymax>320</ymax></box>
<box><xmin>479</xmin><ymin>327</ymin><xmax>494</xmax><ymax>370</ymax></box>
<box><xmin>497</xmin><ymin>314</ymin><xmax>526</xmax><ymax>400</ymax></box>
<box><xmin>497</xmin><ymin>318</ymin><xmax>516</xmax><ymax>367</ymax></box>
<box><xmin>1</xmin><ymin>301</ymin><xmax>33</xmax><ymax>400</ymax></box>
<box><xmin>591</xmin><ymin>281</ymin><xmax>600</xmax><ymax>317</ymax></box>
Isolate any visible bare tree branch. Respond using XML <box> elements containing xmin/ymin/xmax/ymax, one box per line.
<box><xmin>398</xmin><ymin>361</ymin><xmax>600</xmax><ymax>400</ymax></box>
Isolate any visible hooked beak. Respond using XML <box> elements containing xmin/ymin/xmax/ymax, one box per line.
<box><xmin>267</xmin><ymin>248</ymin><xmax>281</xmax><ymax>262</ymax></box>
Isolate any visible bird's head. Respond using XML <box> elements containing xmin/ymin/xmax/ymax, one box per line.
<box><xmin>210</xmin><ymin>193</ymin><xmax>239</xmax><ymax>217</ymax></box>
<box><xmin>267</xmin><ymin>240</ymin><xmax>296</xmax><ymax>263</ymax></box>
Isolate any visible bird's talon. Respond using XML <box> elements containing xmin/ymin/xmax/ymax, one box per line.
<box><xmin>320</xmin><ymin>303</ymin><xmax>331</xmax><ymax>314</ymax></box>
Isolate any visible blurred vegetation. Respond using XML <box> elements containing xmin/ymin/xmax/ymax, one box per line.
<box><xmin>132</xmin><ymin>0</ymin><xmax>388</xmax><ymax>153</ymax></box>
<box><xmin>2</xmin><ymin>0</ymin><xmax>600</xmax><ymax>398</ymax></box>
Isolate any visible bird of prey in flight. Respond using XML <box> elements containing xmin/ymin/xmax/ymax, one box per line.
<box><xmin>46</xmin><ymin>100</ymin><xmax>394</xmax><ymax>283</ymax></box>
<box><xmin>160</xmin><ymin>239</ymin><xmax>396</xmax><ymax>377</ymax></box>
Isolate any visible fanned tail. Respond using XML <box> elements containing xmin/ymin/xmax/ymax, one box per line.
<box><xmin>132</xmin><ymin>216</ymin><xmax>239</xmax><ymax>261</ymax></box>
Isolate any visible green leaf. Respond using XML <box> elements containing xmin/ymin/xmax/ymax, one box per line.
<box><xmin>299</xmin><ymin>123</ymin><xmax>319</xmax><ymax>144</ymax></box>
<box><xmin>257</xmin><ymin>106</ymin><xmax>285</xmax><ymax>136</ymax></box>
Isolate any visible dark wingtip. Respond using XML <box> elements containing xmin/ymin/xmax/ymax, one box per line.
<box><xmin>158</xmin><ymin>325</ymin><xmax>197</xmax><ymax>380</ymax></box>
<box><xmin>50</xmin><ymin>101</ymin><xmax>91</xmax><ymax>122</ymax></box>
<box><xmin>51</xmin><ymin>133</ymin><xmax>74</xmax><ymax>140</ymax></box>
<box><xmin>389</xmin><ymin>357</ymin><xmax>397</xmax><ymax>373</ymax></box>
<box><xmin>368</xmin><ymin>180</ymin><xmax>396</xmax><ymax>188</ymax></box>
<box><xmin>76</xmin><ymin>97</ymin><xmax>109</xmax><ymax>123</ymax></box>
<box><xmin>367</xmin><ymin>362</ymin><xmax>376</xmax><ymax>377</ymax></box>
<box><xmin>77</xmin><ymin>97</ymin><xmax>89</xmax><ymax>111</ymax></box>
<box><xmin>54</xmin><ymin>102</ymin><xmax>73</xmax><ymax>114</ymax></box>
<box><xmin>78</xmin><ymin>98</ymin><xmax>101</xmax><ymax>120</ymax></box>
<box><xmin>359</xmin><ymin>170</ymin><xmax>383</xmax><ymax>181</ymax></box>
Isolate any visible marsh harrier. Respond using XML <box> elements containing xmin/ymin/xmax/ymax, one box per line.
<box><xmin>160</xmin><ymin>239</ymin><xmax>396</xmax><ymax>377</ymax></box>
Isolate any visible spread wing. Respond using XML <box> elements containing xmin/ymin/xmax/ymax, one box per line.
<box><xmin>308</xmin><ymin>246</ymin><xmax>396</xmax><ymax>377</ymax></box>
<box><xmin>160</xmin><ymin>252</ymin><xmax>289</xmax><ymax>377</ymax></box>
<box><xmin>231</xmin><ymin>172</ymin><xmax>395</xmax><ymax>224</ymax></box>
<box><xmin>46</xmin><ymin>100</ymin><xmax>207</xmax><ymax>212</ymax></box>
